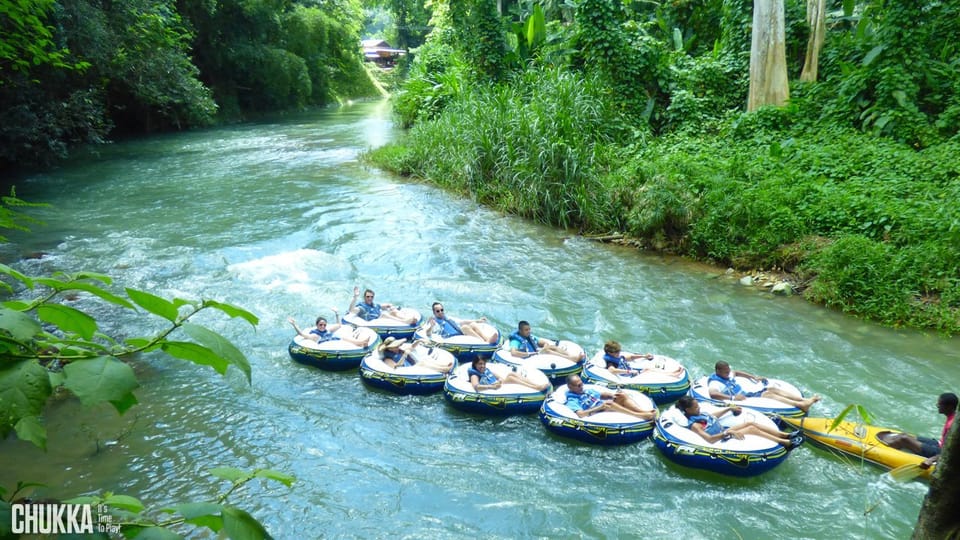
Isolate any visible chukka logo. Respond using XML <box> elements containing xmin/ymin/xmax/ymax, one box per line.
<box><xmin>11</xmin><ymin>503</ymin><xmax>94</xmax><ymax>535</ymax></box>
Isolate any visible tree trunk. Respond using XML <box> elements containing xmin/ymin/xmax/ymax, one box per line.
<box><xmin>747</xmin><ymin>0</ymin><xmax>790</xmax><ymax>111</ymax></box>
<box><xmin>913</xmin><ymin>419</ymin><xmax>960</xmax><ymax>539</ymax></box>
<box><xmin>799</xmin><ymin>0</ymin><xmax>826</xmax><ymax>82</ymax></box>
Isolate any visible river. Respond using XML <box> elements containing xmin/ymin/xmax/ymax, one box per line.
<box><xmin>2</xmin><ymin>99</ymin><xmax>958</xmax><ymax>539</ymax></box>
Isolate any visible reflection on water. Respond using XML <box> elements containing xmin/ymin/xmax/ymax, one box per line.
<box><xmin>2</xmin><ymin>100</ymin><xmax>957</xmax><ymax>539</ymax></box>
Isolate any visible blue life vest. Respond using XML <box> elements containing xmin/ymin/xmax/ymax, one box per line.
<box><xmin>434</xmin><ymin>317</ymin><xmax>463</xmax><ymax>338</ymax></box>
<box><xmin>384</xmin><ymin>349</ymin><xmax>411</xmax><ymax>367</ymax></box>
<box><xmin>708</xmin><ymin>373</ymin><xmax>744</xmax><ymax>397</ymax></box>
<box><xmin>566</xmin><ymin>389</ymin><xmax>603</xmax><ymax>412</ymax></box>
<box><xmin>468</xmin><ymin>367</ymin><xmax>498</xmax><ymax>386</ymax></box>
<box><xmin>309</xmin><ymin>329</ymin><xmax>339</xmax><ymax>343</ymax></box>
<box><xmin>509</xmin><ymin>331</ymin><xmax>539</xmax><ymax>353</ymax></box>
<box><xmin>603</xmin><ymin>353</ymin><xmax>631</xmax><ymax>370</ymax></box>
<box><xmin>356</xmin><ymin>302</ymin><xmax>382</xmax><ymax>321</ymax></box>
<box><xmin>687</xmin><ymin>413</ymin><xmax>724</xmax><ymax>435</ymax></box>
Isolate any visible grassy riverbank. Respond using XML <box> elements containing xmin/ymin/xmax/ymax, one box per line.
<box><xmin>365</xmin><ymin>71</ymin><xmax>960</xmax><ymax>334</ymax></box>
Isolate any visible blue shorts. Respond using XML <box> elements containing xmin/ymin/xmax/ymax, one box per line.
<box><xmin>918</xmin><ymin>437</ymin><xmax>941</xmax><ymax>458</ymax></box>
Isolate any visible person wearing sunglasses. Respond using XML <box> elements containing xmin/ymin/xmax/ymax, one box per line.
<box><xmin>423</xmin><ymin>302</ymin><xmax>498</xmax><ymax>344</ymax></box>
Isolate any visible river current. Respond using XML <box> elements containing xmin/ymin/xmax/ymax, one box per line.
<box><xmin>2</xmin><ymin>99</ymin><xmax>958</xmax><ymax>539</ymax></box>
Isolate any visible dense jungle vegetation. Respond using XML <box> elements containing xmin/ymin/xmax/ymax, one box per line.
<box><xmin>2</xmin><ymin>0</ymin><xmax>957</xmax><ymax>334</ymax></box>
<box><xmin>366</xmin><ymin>0</ymin><xmax>960</xmax><ymax>335</ymax></box>
<box><xmin>0</xmin><ymin>0</ymin><xmax>381</xmax><ymax>171</ymax></box>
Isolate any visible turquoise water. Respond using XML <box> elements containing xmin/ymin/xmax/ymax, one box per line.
<box><xmin>2</xmin><ymin>99</ymin><xmax>958</xmax><ymax>539</ymax></box>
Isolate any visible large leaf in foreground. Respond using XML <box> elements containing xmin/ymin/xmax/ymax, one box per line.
<box><xmin>161</xmin><ymin>341</ymin><xmax>229</xmax><ymax>374</ymax></box>
<box><xmin>181</xmin><ymin>323</ymin><xmax>251</xmax><ymax>382</ymax></box>
<box><xmin>0</xmin><ymin>360</ymin><xmax>51</xmax><ymax>431</ymax></box>
<box><xmin>37</xmin><ymin>304</ymin><xmax>98</xmax><ymax>340</ymax></box>
<box><xmin>0</xmin><ymin>307</ymin><xmax>41</xmax><ymax>340</ymax></box>
<box><xmin>126</xmin><ymin>288</ymin><xmax>179</xmax><ymax>322</ymax></box>
<box><xmin>63</xmin><ymin>356</ymin><xmax>139</xmax><ymax>408</ymax></box>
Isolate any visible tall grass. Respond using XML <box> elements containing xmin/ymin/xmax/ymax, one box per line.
<box><xmin>369</xmin><ymin>67</ymin><xmax>629</xmax><ymax>230</ymax></box>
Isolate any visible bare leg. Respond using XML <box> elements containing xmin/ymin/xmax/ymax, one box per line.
<box><xmin>611</xmin><ymin>394</ymin><xmax>656</xmax><ymax>419</ymax></box>
<box><xmin>382</xmin><ymin>309</ymin><xmax>419</xmax><ymax>325</ymax></box>
<box><xmin>540</xmin><ymin>343</ymin><xmax>587</xmax><ymax>363</ymax></box>
<box><xmin>730</xmin><ymin>423</ymin><xmax>791</xmax><ymax>446</ymax></box>
<box><xmin>601</xmin><ymin>401</ymin><xmax>655</xmax><ymax>420</ymax></box>
<box><xmin>882</xmin><ymin>433</ymin><xmax>924</xmax><ymax>454</ymax></box>
<box><xmin>502</xmin><ymin>373</ymin><xmax>549</xmax><ymax>392</ymax></box>
<box><xmin>461</xmin><ymin>322</ymin><xmax>499</xmax><ymax>344</ymax></box>
<box><xmin>763</xmin><ymin>389</ymin><xmax>821</xmax><ymax>412</ymax></box>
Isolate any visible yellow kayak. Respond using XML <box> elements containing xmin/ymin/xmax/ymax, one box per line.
<box><xmin>781</xmin><ymin>416</ymin><xmax>934</xmax><ymax>479</ymax></box>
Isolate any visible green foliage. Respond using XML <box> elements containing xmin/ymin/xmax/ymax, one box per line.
<box><xmin>370</xmin><ymin>66</ymin><xmax>628</xmax><ymax>230</ymax></box>
<box><xmin>663</xmin><ymin>51</ymin><xmax>747</xmax><ymax>133</ymax></box>
<box><xmin>391</xmin><ymin>41</ymin><xmax>472</xmax><ymax>128</ymax></box>
<box><xmin>808</xmin><ymin>0</ymin><xmax>960</xmax><ymax>146</ymax></box>
<box><xmin>105</xmin><ymin>0</ymin><xmax>218</xmax><ymax>130</ymax></box>
<box><xmin>1</xmin><ymin>195</ymin><xmax>286</xmax><ymax>538</ymax></box>
<box><xmin>576</xmin><ymin>0</ymin><xmax>669</xmax><ymax>126</ymax></box>
<box><xmin>0</xmin><ymin>194</ymin><xmax>260</xmax><ymax>443</ymax></box>
<box><xmin>447</xmin><ymin>0</ymin><xmax>507</xmax><ymax>81</ymax></box>
<box><xmin>0</xmin><ymin>0</ymin><xmax>89</xmax><ymax>75</ymax></box>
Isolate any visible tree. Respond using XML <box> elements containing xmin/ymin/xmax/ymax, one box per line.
<box><xmin>799</xmin><ymin>0</ymin><xmax>825</xmax><ymax>82</ymax></box>
<box><xmin>747</xmin><ymin>0</ymin><xmax>789</xmax><ymax>111</ymax></box>
<box><xmin>912</xmin><ymin>419</ymin><xmax>960</xmax><ymax>539</ymax></box>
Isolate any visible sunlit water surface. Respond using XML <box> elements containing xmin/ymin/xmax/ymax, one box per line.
<box><xmin>2</xmin><ymin>100</ymin><xmax>958</xmax><ymax>539</ymax></box>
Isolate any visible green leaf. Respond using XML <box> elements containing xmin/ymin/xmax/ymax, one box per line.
<box><xmin>0</xmin><ymin>307</ymin><xmax>42</xmax><ymax>340</ymax></box>
<box><xmin>173</xmin><ymin>502</ymin><xmax>224</xmax><ymax>519</ymax></box>
<box><xmin>104</xmin><ymin>494</ymin><xmax>144</xmax><ymax>513</ymax></box>
<box><xmin>843</xmin><ymin>0</ymin><xmax>854</xmax><ymax>17</ymax></box>
<box><xmin>253</xmin><ymin>469</ymin><xmax>295</xmax><ymax>487</ymax></box>
<box><xmin>72</xmin><ymin>271</ymin><xmax>113</xmax><ymax>285</ymax></box>
<box><xmin>37</xmin><ymin>304</ymin><xmax>98</xmax><ymax>340</ymax></box>
<box><xmin>891</xmin><ymin>90</ymin><xmax>908</xmax><ymax>108</ymax></box>
<box><xmin>14</xmin><ymin>415</ymin><xmax>46</xmax><ymax>449</ymax></box>
<box><xmin>182</xmin><ymin>323</ymin><xmax>251</xmax><ymax>383</ymax></box>
<box><xmin>0</xmin><ymin>360</ymin><xmax>52</xmax><ymax>433</ymax></box>
<box><xmin>0</xmin><ymin>263</ymin><xmax>34</xmax><ymax>288</ymax></box>
<box><xmin>173</xmin><ymin>503</ymin><xmax>224</xmax><ymax>532</ymax></box>
<box><xmin>862</xmin><ymin>45</ymin><xmax>883</xmax><ymax>67</ymax></box>
<box><xmin>209</xmin><ymin>467</ymin><xmax>248</xmax><ymax>483</ymax></box>
<box><xmin>828</xmin><ymin>404</ymin><xmax>855</xmax><ymax>432</ymax></box>
<box><xmin>65</xmin><ymin>282</ymin><xmax>135</xmax><ymax>309</ymax></box>
<box><xmin>222</xmin><ymin>506</ymin><xmax>272</xmax><ymax>540</ymax></box>
<box><xmin>110</xmin><ymin>391</ymin><xmax>139</xmax><ymax>414</ymax></box>
<box><xmin>855</xmin><ymin>404</ymin><xmax>874</xmax><ymax>424</ymax></box>
<box><xmin>203</xmin><ymin>300</ymin><xmax>259</xmax><ymax>327</ymax></box>
<box><xmin>525</xmin><ymin>4</ymin><xmax>546</xmax><ymax>50</ymax></box>
<box><xmin>161</xmin><ymin>341</ymin><xmax>229</xmax><ymax>375</ymax></box>
<box><xmin>126</xmin><ymin>288</ymin><xmax>179</xmax><ymax>322</ymax></box>
<box><xmin>63</xmin><ymin>356</ymin><xmax>139</xmax><ymax>407</ymax></box>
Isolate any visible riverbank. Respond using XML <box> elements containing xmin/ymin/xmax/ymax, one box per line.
<box><xmin>364</xmin><ymin>81</ymin><xmax>959</xmax><ymax>334</ymax></box>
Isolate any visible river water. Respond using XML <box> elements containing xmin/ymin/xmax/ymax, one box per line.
<box><xmin>2</xmin><ymin>100</ymin><xmax>958</xmax><ymax>539</ymax></box>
